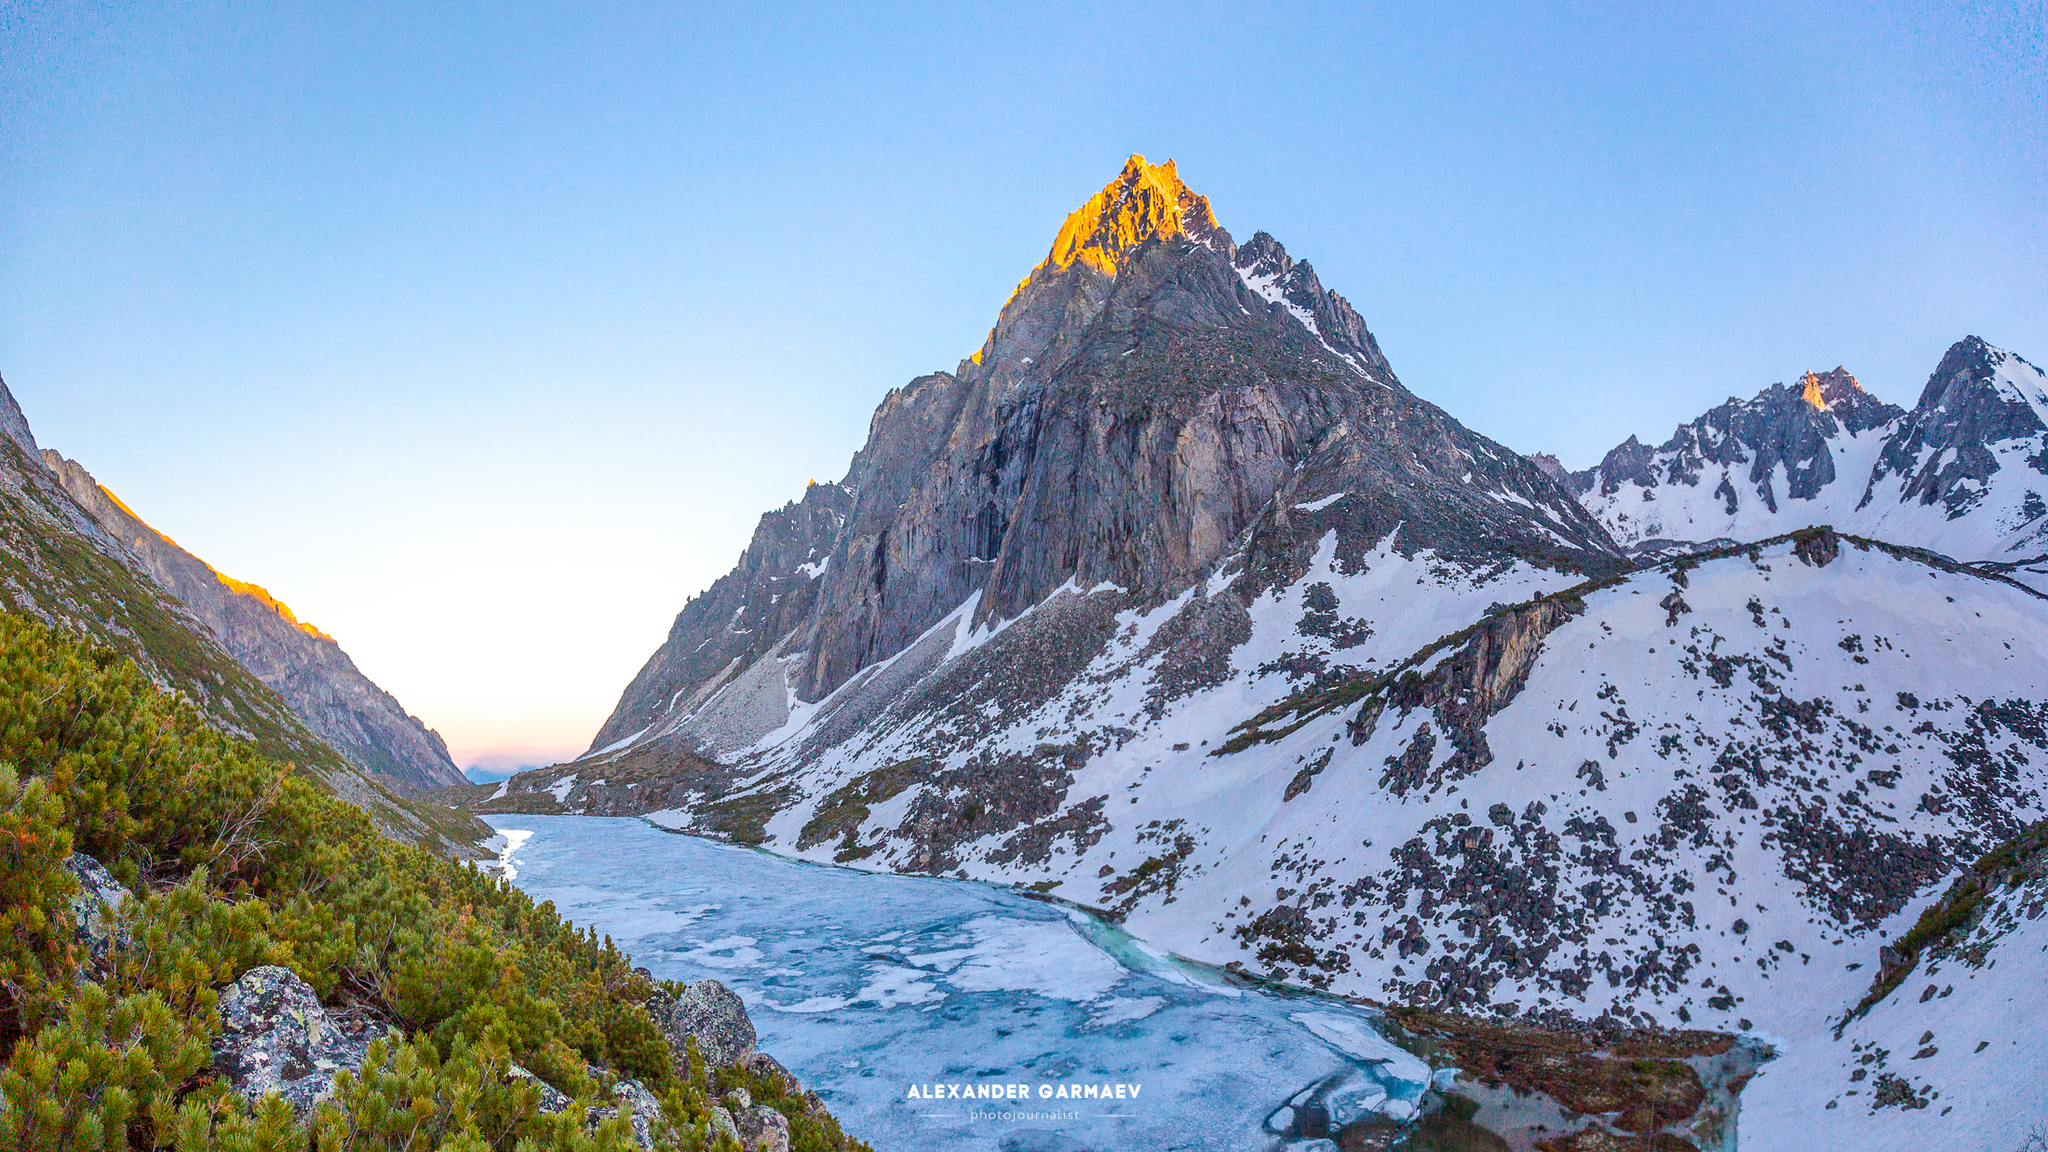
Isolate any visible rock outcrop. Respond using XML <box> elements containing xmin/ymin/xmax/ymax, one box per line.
<box><xmin>211</xmin><ymin>965</ymin><xmax>388</xmax><ymax>1122</ymax></box>
<box><xmin>592</xmin><ymin>1078</ymin><xmax>666</xmax><ymax>1149</ymax></box>
<box><xmin>40</xmin><ymin>451</ymin><xmax>464</xmax><ymax>793</ymax></box>
<box><xmin>729</xmin><ymin>1088</ymin><xmax>791</xmax><ymax>1152</ymax></box>
<box><xmin>648</xmin><ymin>978</ymin><xmax>757</xmax><ymax>1070</ymax></box>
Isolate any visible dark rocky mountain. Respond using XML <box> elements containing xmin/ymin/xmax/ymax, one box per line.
<box><xmin>0</xmin><ymin>376</ymin><xmax>482</xmax><ymax>852</ymax></box>
<box><xmin>1566</xmin><ymin>342</ymin><xmax>2048</xmax><ymax>578</ymax></box>
<box><xmin>585</xmin><ymin>155</ymin><xmax>1618</xmax><ymax>761</ymax></box>
<box><xmin>1864</xmin><ymin>336</ymin><xmax>2048</xmax><ymax>526</ymax></box>
<box><xmin>41</xmin><ymin>451</ymin><xmax>464</xmax><ymax>792</ymax></box>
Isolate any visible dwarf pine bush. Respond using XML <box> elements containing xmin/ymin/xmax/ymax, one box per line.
<box><xmin>0</xmin><ymin>614</ymin><xmax>866</xmax><ymax>1152</ymax></box>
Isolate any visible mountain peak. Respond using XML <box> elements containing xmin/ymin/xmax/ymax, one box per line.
<box><xmin>1043</xmin><ymin>154</ymin><xmax>1220</xmax><ymax>278</ymax></box>
<box><xmin>1799</xmin><ymin>366</ymin><xmax>1864</xmax><ymax>411</ymax></box>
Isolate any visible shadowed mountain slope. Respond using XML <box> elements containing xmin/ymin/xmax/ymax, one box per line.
<box><xmin>41</xmin><ymin>451</ymin><xmax>464</xmax><ymax>792</ymax></box>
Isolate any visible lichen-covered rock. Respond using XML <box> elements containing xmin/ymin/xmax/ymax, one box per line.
<box><xmin>736</xmin><ymin>1052</ymin><xmax>825</xmax><ymax>1119</ymax></box>
<box><xmin>736</xmin><ymin>1104</ymin><xmax>791</xmax><ymax>1152</ymax></box>
<box><xmin>649</xmin><ymin>978</ymin><xmax>756</xmax><ymax>1069</ymax></box>
<box><xmin>709</xmin><ymin>1105</ymin><xmax>742</xmax><ymax>1147</ymax></box>
<box><xmin>212</xmin><ymin>965</ymin><xmax>385</xmax><ymax>1121</ymax></box>
<box><xmin>607</xmin><ymin>1078</ymin><xmax>664</xmax><ymax>1149</ymax></box>
<box><xmin>63</xmin><ymin>853</ymin><xmax>127</xmax><ymax>961</ymax></box>
<box><xmin>508</xmin><ymin>1062</ymin><xmax>571</xmax><ymax>1114</ymax></box>
<box><xmin>743</xmin><ymin>1052</ymin><xmax>801</xmax><ymax>1100</ymax></box>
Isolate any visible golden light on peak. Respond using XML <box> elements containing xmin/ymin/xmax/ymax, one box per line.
<box><xmin>1800</xmin><ymin>371</ymin><xmax>1828</xmax><ymax>410</ymax></box>
<box><xmin>1039</xmin><ymin>155</ymin><xmax>1210</xmax><ymax>280</ymax></box>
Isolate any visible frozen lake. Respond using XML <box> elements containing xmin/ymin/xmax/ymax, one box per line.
<box><xmin>485</xmin><ymin>815</ymin><xmax>1444</xmax><ymax>1152</ymax></box>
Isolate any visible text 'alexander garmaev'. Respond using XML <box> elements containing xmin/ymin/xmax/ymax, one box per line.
<box><xmin>904</xmin><ymin>1082</ymin><xmax>1143</xmax><ymax>1101</ymax></box>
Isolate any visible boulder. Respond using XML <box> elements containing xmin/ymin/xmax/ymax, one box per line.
<box><xmin>63</xmin><ymin>853</ymin><xmax>127</xmax><ymax>961</ymax></box>
<box><xmin>743</xmin><ymin>1052</ymin><xmax>802</xmax><ymax>1100</ymax></box>
<box><xmin>212</xmin><ymin>965</ymin><xmax>386</xmax><ymax>1121</ymax></box>
<box><xmin>603</xmin><ymin>1078</ymin><xmax>664</xmax><ymax>1149</ymax></box>
<box><xmin>649</xmin><ymin>979</ymin><xmax>756</xmax><ymax>1070</ymax></box>
<box><xmin>735</xmin><ymin>1104</ymin><xmax>791</xmax><ymax>1152</ymax></box>
<box><xmin>519</xmin><ymin>1064</ymin><xmax>662</xmax><ymax>1148</ymax></box>
<box><xmin>741</xmin><ymin>1053</ymin><xmax>825</xmax><ymax>1117</ymax></box>
<box><xmin>709</xmin><ymin>1105</ymin><xmax>742</xmax><ymax>1147</ymax></box>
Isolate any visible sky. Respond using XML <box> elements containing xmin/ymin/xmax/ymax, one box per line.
<box><xmin>2</xmin><ymin>1</ymin><xmax>2042</xmax><ymax>758</ymax></box>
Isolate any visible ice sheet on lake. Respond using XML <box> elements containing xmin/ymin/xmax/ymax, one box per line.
<box><xmin>486</xmin><ymin>815</ymin><xmax>1452</xmax><ymax>1152</ymax></box>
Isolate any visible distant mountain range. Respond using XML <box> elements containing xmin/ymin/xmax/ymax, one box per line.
<box><xmin>0</xmin><ymin>379</ymin><xmax>477</xmax><ymax>852</ymax></box>
<box><xmin>453</xmin><ymin>745</ymin><xmax>585</xmax><ymax>782</ymax></box>
<box><xmin>449</xmin><ymin>156</ymin><xmax>2048</xmax><ymax>1149</ymax></box>
<box><xmin>1555</xmin><ymin>341</ymin><xmax>2048</xmax><ymax>576</ymax></box>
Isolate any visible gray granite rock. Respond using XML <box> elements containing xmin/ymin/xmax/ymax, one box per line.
<box><xmin>736</xmin><ymin>1104</ymin><xmax>791</xmax><ymax>1152</ymax></box>
<box><xmin>507</xmin><ymin>1062</ymin><xmax>572</xmax><ymax>1114</ymax></box>
<box><xmin>649</xmin><ymin>979</ymin><xmax>756</xmax><ymax>1069</ymax></box>
<box><xmin>607</xmin><ymin>1078</ymin><xmax>664</xmax><ymax>1149</ymax></box>
<box><xmin>62</xmin><ymin>853</ymin><xmax>127</xmax><ymax>962</ymax></box>
<box><xmin>709</xmin><ymin>1104</ymin><xmax>742</xmax><ymax>1147</ymax></box>
<box><xmin>212</xmin><ymin>965</ymin><xmax>385</xmax><ymax>1122</ymax></box>
<box><xmin>742</xmin><ymin>1052</ymin><xmax>801</xmax><ymax>1100</ymax></box>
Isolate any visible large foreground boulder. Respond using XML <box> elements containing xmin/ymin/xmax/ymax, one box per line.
<box><xmin>212</xmin><ymin>965</ymin><xmax>386</xmax><ymax>1121</ymax></box>
<box><xmin>648</xmin><ymin>978</ymin><xmax>756</xmax><ymax>1069</ymax></box>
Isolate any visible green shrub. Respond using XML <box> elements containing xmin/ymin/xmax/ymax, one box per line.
<box><xmin>0</xmin><ymin>984</ymin><xmax>210</xmax><ymax>1151</ymax></box>
<box><xmin>0</xmin><ymin>763</ymin><xmax>78</xmax><ymax>1051</ymax></box>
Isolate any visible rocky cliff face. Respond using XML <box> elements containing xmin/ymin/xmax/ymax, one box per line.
<box><xmin>0</xmin><ymin>375</ymin><xmax>482</xmax><ymax>851</ymax></box>
<box><xmin>1568</xmin><ymin>343</ymin><xmax>2048</xmax><ymax>576</ymax></box>
<box><xmin>593</xmin><ymin>481</ymin><xmax>852</xmax><ymax>757</ymax></box>
<box><xmin>40</xmin><ymin>451</ymin><xmax>463</xmax><ymax>792</ymax></box>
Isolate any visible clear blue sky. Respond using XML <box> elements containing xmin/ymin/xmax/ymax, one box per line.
<box><xmin>3</xmin><ymin>1</ymin><xmax>2042</xmax><ymax>754</ymax></box>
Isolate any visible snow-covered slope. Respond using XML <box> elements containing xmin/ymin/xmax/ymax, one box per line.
<box><xmin>1570</xmin><ymin>341</ymin><xmax>2048</xmax><ymax>576</ymax></box>
<box><xmin>1742</xmin><ymin>820</ymin><xmax>2048</xmax><ymax>1150</ymax></box>
<box><xmin>500</xmin><ymin>525</ymin><xmax>2048</xmax><ymax>1149</ymax></box>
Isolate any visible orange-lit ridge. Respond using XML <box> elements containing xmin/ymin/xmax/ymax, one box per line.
<box><xmin>98</xmin><ymin>480</ymin><xmax>334</xmax><ymax>643</ymax></box>
<box><xmin>1798</xmin><ymin>367</ymin><xmax>1863</xmax><ymax>412</ymax></box>
<box><xmin>968</xmin><ymin>155</ymin><xmax>1221</xmax><ymax>367</ymax></box>
<box><xmin>1042</xmin><ymin>154</ymin><xmax>1215</xmax><ymax>279</ymax></box>
<box><xmin>214</xmin><ymin>574</ymin><xmax>335</xmax><ymax>643</ymax></box>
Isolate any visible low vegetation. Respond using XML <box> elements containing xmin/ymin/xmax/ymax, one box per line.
<box><xmin>1843</xmin><ymin>816</ymin><xmax>2048</xmax><ymax>1027</ymax></box>
<box><xmin>0</xmin><ymin>612</ymin><xmax>864</xmax><ymax>1152</ymax></box>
